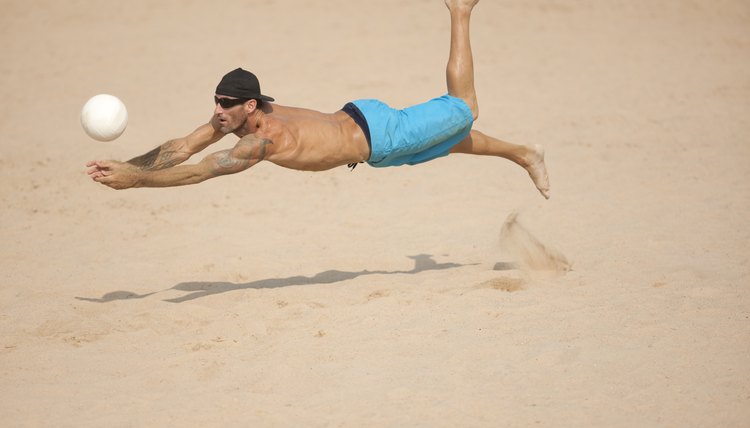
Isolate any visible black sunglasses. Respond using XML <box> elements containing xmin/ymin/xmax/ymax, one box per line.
<box><xmin>214</xmin><ymin>96</ymin><xmax>249</xmax><ymax>109</ymax></box>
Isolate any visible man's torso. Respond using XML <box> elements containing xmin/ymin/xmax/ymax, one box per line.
<box><xmin>253</xmin><ymin>104</ymin><xmax>370</xmax><ymax>171</ymax></box>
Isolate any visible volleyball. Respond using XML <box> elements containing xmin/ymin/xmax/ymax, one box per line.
<box><xmin>80</xmin><ymin>94</ymin><xmax>128</xmax><ymax>141</ymax></box>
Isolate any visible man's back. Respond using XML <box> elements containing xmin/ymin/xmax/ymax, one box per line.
<box><xmin>258</xmin><ymin>104</ymin><xmax>370</xmax><ymax>171</ymax></box>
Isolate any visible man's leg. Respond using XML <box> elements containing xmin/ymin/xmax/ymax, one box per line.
<box><xmin>445</xmin><ymin>0</ymin><xmax>480</xmax><ymax>119</ymax></box>
<box><xmin>443</xmin><ymin>0</ymin><xmax>550</xmax><ymax>199</ymax></box>
<box><xmin>451</xmin><ymin>130</ymin><xmax>551</xmax><ymax>199</ymax></box>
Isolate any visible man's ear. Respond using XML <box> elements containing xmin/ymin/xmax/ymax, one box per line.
<box><xmin>245</xmin><ymin>99</ymin><xmax>258</xmax><ymax>112</ymax></box>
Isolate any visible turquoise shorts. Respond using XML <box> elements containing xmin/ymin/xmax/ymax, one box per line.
<box><xmin>351</xmin><ymin>95</ymin><xmax>474</xmax><ymax>167</ymax></box>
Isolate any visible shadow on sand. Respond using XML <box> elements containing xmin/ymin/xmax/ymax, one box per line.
<box><xmin>76</xmin><ymin>254</ymin><xmax>476</xmax><ymax>303</ymax></box>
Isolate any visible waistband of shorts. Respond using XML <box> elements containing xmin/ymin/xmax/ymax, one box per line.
<box><xmin>342</xmin><ymin>102</ymin><xmax>372</xmax><ymax>152</ymax></box>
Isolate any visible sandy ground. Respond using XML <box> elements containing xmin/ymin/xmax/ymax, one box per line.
<box><xmin>1</xmin><ymin>0</ymin><xmax>749</xmax><ymax>426</ymax></box>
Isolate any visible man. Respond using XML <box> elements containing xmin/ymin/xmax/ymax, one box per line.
<box><xmin>87</xmin><ymin>0</ymin><xmax>550</xmax><ymax>199</ymax></box>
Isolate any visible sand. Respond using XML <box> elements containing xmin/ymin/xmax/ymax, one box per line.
<box><xmin>1</xmin><ymin>0</ymin><xmax>749</xmax><ymax>426</ymax></box>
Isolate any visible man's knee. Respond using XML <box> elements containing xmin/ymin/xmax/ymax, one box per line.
<box><xmin>465</xmin><ymin>98</ymin><xmax>479</xmax><ymax>121</ymax></box>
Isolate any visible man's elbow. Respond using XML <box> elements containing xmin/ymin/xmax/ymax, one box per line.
<box><xmin>206</xmin><ymin>152</ymin><xmax>255</xmax><ymax>177</ymax></box>
<box><xmin>169</xmin><ymin>139</ymin><xmax>196</xmax><ymax>159</ymax></box>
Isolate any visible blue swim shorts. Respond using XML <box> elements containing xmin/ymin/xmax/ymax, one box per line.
<box><xmin>351</xmin><ymin>94</ymin><xmax>474</xmax><ymax>167</ymax></box>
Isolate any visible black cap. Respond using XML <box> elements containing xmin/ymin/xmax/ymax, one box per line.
<box><xmin>215</xmin><ymin>68</ymin><xmax>275</xmax><ymax>102</ymax></box>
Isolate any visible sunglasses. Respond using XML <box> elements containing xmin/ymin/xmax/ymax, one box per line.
<box><xmin>214</xmin><ymin>96</ymin><xmax>249</xmax><ymax>109</ymax></box>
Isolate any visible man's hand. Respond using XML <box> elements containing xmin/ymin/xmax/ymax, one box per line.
<box><xmin>86</xmin><ymin>160</ymin><xmax>142</xmax><ymax>189</ymax></box>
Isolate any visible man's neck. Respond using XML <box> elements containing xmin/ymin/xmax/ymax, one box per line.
<box><xmin>235</xmin><ymin>108</ymin><xmax>266</xmax><ymax>137</ymax></box>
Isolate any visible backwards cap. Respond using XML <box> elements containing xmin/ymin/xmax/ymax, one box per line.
<box><xmin>216</xmin><ymin>68</ymin><xmax>274</xmax><ymax>102</ymax></box>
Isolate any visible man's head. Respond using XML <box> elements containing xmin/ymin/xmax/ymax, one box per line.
<box><xmin>214</xmin><ymin>68</ymin><xmax>274</xmax><ymax>134</ymax></box>
<box><xmin>215</xmin><ymin>68</ymin><xmax>274</xmax><ymax>104</ymax></box>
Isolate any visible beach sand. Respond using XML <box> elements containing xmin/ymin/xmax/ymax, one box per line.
<box><xmin>1</xmin><ymin>0</ymin><xmax>749</xmax><ymax>426</ymax></box>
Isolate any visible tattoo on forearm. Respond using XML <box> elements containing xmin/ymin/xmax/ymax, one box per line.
<box><xmin>127</xmin><ymin>141</ymin><xmax>183</xmax><ymax>170</ymax></box>
<box><xmin>127</xmin><ymin>147</ymin><xmax>160</xmax><ymax>168</ymax></box>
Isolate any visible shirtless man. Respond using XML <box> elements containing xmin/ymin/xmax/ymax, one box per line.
<box><xmin>87</xmin><ymin>0</ymin><xmax>550</xmax><ymax>199</ymax></box>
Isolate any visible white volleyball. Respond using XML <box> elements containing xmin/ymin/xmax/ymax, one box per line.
<box><xmin>80</xmin><ymin>94</ymin><xmax>128</xmax><ymax>141</ymax></box>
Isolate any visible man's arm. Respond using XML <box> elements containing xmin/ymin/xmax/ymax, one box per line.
<box><xmin>126</xmin><ymin>139</ymin><xmax>188</xmax><ymax>170</ymax></box>
<box><xmin>89</xmin><ymin>135</ymin><xmax>272</xmax><ymax>189</ymax></box>
<box><xmin>126</xmin><ymin>120</ymin><xmax>225</xmax><ymax>170</ymax></box>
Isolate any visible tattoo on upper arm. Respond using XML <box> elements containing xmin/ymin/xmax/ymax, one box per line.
<box><xmin>208</xmin><ymin>137</ymin><xmax>272</xmax><ymax>176</ymax></box>
<box><xmin>216</xmin><ymin>151</ymin><xmax>243</xmax><ymax>169</ymax></box>
<box><xmin>210</xmin><ymin>150</ymin><xmax>249</xmax><ymax>176</ymax></box>
<box><xmin>237</xmin><ymin>137</ymin><xmax>273</xmax><ymax>160</ymax></box>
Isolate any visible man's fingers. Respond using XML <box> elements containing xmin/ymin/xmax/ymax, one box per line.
<box><xmin>93</xmin><ymin>175</ymin><xmax>123</xmax><ymax>190</ymax></box>
<box><xmin>86</xmin><ymin>160</ymin><xmax>119</xmax><ymax>179</ymax></box>
<box><xmin>86</xmin><ymin>160</ymin><xmax>115</xmax><ymax>168</ymax></box>
<box><xmin>86</xmin><ymin>160</ymin><xmax>110</xmax><ymax>173</ymax></box>
<box><xmin>85</xmin><ymin>159</ymin><xmax>128</xmax><ymax>190</ymax></box>
<box><xmin>90</xmin><ymin>169</ymin><xmax>113</xmax><ymax>179</ymax></box>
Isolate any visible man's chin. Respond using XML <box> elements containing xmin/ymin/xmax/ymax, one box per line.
<box><xmin>220</xmin><ymin>124</ymin><xmax>238</xmax><ymax>134</ymax></box>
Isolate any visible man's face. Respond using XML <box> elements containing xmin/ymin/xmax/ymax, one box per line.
<box><xmin>214</xmin><ymin>95</ymin><xmax>250</xmax><ymax>134</ymax></box>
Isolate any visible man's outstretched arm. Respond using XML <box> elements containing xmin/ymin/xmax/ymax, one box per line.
<box><xmin>88</xmin><ymin>135</ymin><xmax>272</xmax><ymax>189</ymax></box>
<box><xmin>125</xmin><ymin>120</ymin><xmax>225</xmax><ymax>171</ymax></box>
<box><xmin>126</xmin><ymin>139</ymin><xmax>190</xmax><ymax>170</ymax></box>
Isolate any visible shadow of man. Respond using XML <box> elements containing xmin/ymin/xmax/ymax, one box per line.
<box><xmin>76</xmin><ymin>254</ymin><xmax>474</xmax><ymax>303</ymax></box>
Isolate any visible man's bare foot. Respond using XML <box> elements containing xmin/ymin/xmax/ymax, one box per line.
<box><xmin>445</xmin><ymin>0</ymin><xmax>480</xmax><ymax>11</ymax></box>
<box><xmin>524</xmin><ymin>145</ymin><xmax>550</xmax><ymax>199</ymax></box>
